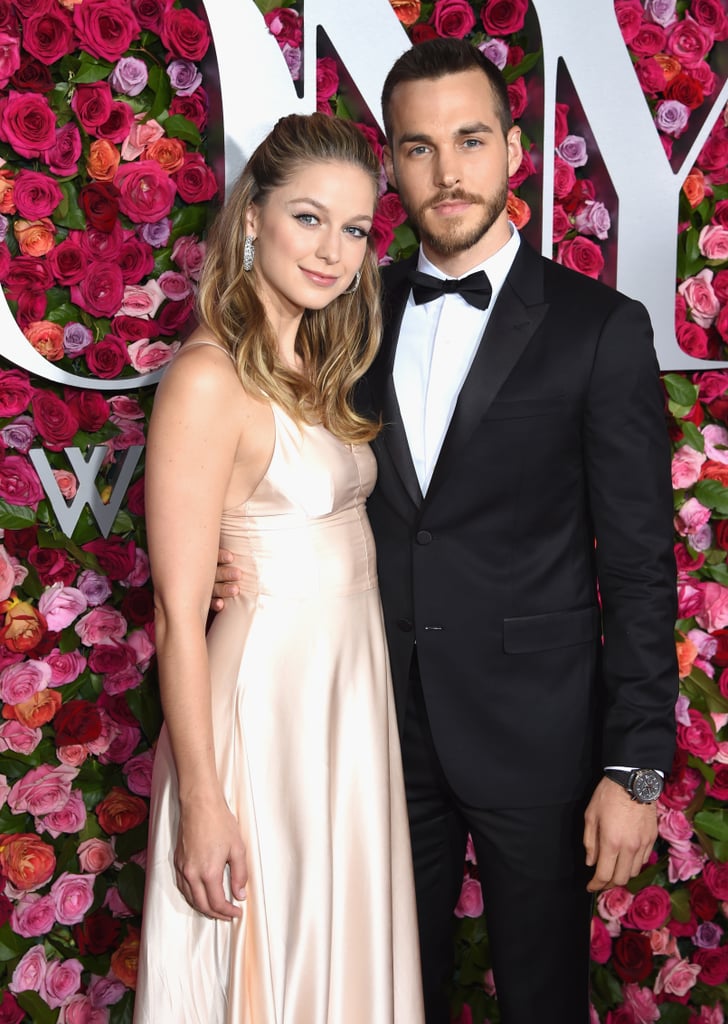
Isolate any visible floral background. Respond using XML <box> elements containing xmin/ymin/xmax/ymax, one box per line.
<box><xmin>0</xmin><ymin>1</ymin><xmax>726</xmax><ymax>1022</ymax></box>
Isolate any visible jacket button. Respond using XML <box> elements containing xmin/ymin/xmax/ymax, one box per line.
<box><xmin>416</xmin><ymin>530</ymin><xmax>432</xmax><ymax>545</ymax></box>
<box><xmin>396</xmin><ymin>618</ymin><xmax>413</xmax><ymax>632</ymax></box>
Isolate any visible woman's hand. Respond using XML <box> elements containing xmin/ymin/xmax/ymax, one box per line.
<box><xmin>174</xmin><ymin>795</ymin><xmax>247</xmax><ymax>920</ymax></box>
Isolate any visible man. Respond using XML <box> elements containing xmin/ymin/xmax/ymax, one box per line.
<box><xmin>216</xmin><ymin>39</ymin><xmax>678</xmax><ymax>1024</ymax></box>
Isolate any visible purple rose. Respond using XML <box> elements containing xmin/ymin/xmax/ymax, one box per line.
<box><xmin>556</xmin><ymin>134</ymin><xmax>588</xmax><ymax>167</ymax></box>
<box><xmin>76</xmin><ymin>569</ymin><xmax>113</xmax><ymax>607</ymax></box>
<box><xmin>694</xmin><ymin>922</ymin><xmax>724</xmax><ymax>948</ymax></box>
<box><xmin>645</xmin><ymin>0</ymin><xmax>678</xmax><ymax>27</ymax></box>
<box><xmin>139</xmin><ymin>217</ymin><xmax>171</xmax><ymax>248</ymax></box>
<box><xmin>109</xmin><ymin>55</ymin><xmax>148</xmax><ymax>96</ymax></box>
<box><xmin>478</xmin><ymin>38</ymin><xmax>509</xmax><ymax>71</ymax></box>
<box><xmin>655</xmin><ymin>99</ymin><xmax>690</xmax><ymax>137</ymax></box>
<box><xmin>574</xmin><ymin>200</ymin><xmax>611</xmax><ymax>240</ymax></box>
<box><xmin>167</xmin><ymin>58</ymin><xmax>202</xmax><ymax>96</ymax></box>
<box><xmin>281</xmin><ymin>43</ymin><xmax>301</xmax><ymax>81</ymax></box>
<box><xmin>0</xmin><ymin>416</ymin><xmax>36</xmax><ymax>454</ymax></box>
<box><xmin>63</xmin><ymin>322</ymin><xmax>93</xmax><ymax>357</ymax></box>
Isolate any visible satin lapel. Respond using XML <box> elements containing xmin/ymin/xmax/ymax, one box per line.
<box><xmin>371</xmin><ymin>258</ymin><xmax>422</xmax><ymax>511</ymax></box>
<box><xmin>425</xmin><ymin>244</ymin><xmax>549</xmax><ymax>504</ymax></box>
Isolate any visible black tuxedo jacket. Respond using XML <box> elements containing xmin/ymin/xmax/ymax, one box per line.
<box><xmin>362</xmin><ymin>241</ymin><xmax>678</xmax><ymax>808</ymax></box>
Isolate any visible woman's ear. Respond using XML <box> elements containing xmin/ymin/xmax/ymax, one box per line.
<box><xmin>244</xmin><ymin>203</ymin><xmax>259</xmax><ymax>239</ymax></box>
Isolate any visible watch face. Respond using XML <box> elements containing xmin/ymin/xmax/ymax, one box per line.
<box><xmin>632</xmin><ymin>770</ymin><xmax>663</xmax><ymax>803</ymax></box>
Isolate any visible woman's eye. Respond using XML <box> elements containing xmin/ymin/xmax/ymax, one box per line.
<box><xmin>345</xmin><ymin>226</ymin><xmax>368</xmax><ymax>239</ymax></box>
<box><xmin>295</xmin><ymin>213</ymin><xmax>318</xmax><ymax>225</ymax></box>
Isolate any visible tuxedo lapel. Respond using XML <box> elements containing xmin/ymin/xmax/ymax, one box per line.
<box><xmin>425</xmin><ymin>243</ymin><xmax>549</xmax><ymax>504</ymax></box>
<box><xmin>371</xmin><ymin>258</ymin><xmax>422</xmax><ymax>511</ymax></box>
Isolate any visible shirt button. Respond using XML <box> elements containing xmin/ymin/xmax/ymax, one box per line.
<box><xmin>396</xmin><ymin>619</ymin><xmax>413</xmax><ymax>632</ymax></box>
<box><xmin>416</xmin><ymin>530</ymin><xmax>432</xmax><ymax>545</ymax></box>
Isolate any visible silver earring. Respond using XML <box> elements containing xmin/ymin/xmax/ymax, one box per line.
<box><xmin>243</xmin><ymin>235</ymin><xmax>255</xmax><ymax>271</ymax></box>
<box><xmin>343</xmin><ymin>269</ymin><xmax>361</xmax><ymax>294</ymax></box>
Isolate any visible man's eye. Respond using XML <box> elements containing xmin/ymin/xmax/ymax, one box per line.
<box><xmin>463</xmin><ymin>138</ymin><xmax>482</xmax><ymax>148</ymax></box>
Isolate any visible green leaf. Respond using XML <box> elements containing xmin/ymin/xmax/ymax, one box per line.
<box><xmin>503</xmin><ymin>49</ymin><xmax>542</xmax><ymax>83</ymax></box>
<box><xmin>110</xmin><ymin>990</ymin><xmax>135</xmax><ymax>1024</ymax></box>
<box><xmin>695</xmin><ymin>478</ymin><xmax>728</xmax><ymax>515</ymax></box>
<box><xmin>171</xmin><ymin>204</ymin><xmax>209</xmax><ymax>239</ymax></box>
<box><xmin>163</xmin><ymin>114</ymin><xmax>201</xmax><ymax>146</ymax></box>
<box><xmin>670</xmin><ymin>886</ymin><xmax>692</xmax><ymax>922</ymax></box>
<box><xmin>117</xmin><ymin>861</ymin><xmax>146</xmax><ymax>914</ymax></box>
<box><xmin>679</xmin><ymin>419</ymin><xmax>705</xmax><ymax>452</ymax></box>
<box><xmin>663</xmin><ymin>373</ymin><xmax>700</xmax><ymax>409</ymax></box>
<box><xmin>55</xmin><ymin>180</ymin><xmax>87</xmax><ymax>230</ymax></box>
<box><xmin>17</xmin><ymin>989</ymin><xmax>59</xmax><ymax>1024</ymax></box>
<box><xmin>148</xmin><ymin>64</ymin><xmax>173</xmax><ymax>122</ymax></box>
<box><xmin>126</xmin><ymin>676</ymin><xmax>162</xmax><ymax>743</ymax></box>
<box><xmin>45</xmin><ymin>301</ymin><xmax>84</xmax><ymax>327</ymax></box>
<box><xmin>0</xmin><ymin>500</ymin><xmax>38</xmax><ymax>529</ymax></box>
<box><xmin>657</xmin><ymin>1002</ymin><xmax>691</xmax><ymax>1024</ymax></box>
<box><xmin>694</xmin><ymin>808</ymin><xmax>728</xmax><ymax>841</ymax></box>
<box><xmin>114</xmin><ymin>820</ymin><xmax>149</xmax><ymax>861</ymax></box>
<box><xmin>73</xmin><ymin>58</ymin><xmax>114</xmax><ymax>84</ymax></box>
<box><xmin>0</xmin><ymin>922</ymin><xmax>33</xmax><ymax>961</ymax></box>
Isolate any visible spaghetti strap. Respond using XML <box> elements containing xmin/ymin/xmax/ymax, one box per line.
<box><xmin>181</xmin><ymin>339</ymin><xmax>236</xmax><ymax>363</ymax></box>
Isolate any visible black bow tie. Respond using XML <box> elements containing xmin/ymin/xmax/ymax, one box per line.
<box><xmin>408</xmin><ymin>269</ymin><xmax>492</xmax><ymax>311</ymax></box>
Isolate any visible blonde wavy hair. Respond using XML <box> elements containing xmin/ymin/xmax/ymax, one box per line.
<box><xmin>196</xmin><ymin>112</ymin><xmax>382</xmax><ymax>444</ymax></box>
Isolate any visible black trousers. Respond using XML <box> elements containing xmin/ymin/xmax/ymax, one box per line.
<box><xmin>402</xmin><ymin>657</ymin><xmax>593</xmax><ymax>1024</ymax></box>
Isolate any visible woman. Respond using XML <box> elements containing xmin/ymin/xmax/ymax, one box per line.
<box><xmin>133</xmin><ymin>113</ymin><xmax>424</xmax><ymax>1023</ymax></box>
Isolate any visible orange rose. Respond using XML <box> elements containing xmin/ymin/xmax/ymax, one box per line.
<box><xmin>0</xmin><ymin>169</ymin><xmax>16</xmax><ymax>214</ymax></box>
<box><xmin>507</xmin><ymin>191</ymin><xmax>531</xmax><ymax>229</ymax></box>
<box><xmin>0</xmin><ymin>833</ymin><xmax>56</xmax><ymax>891</ymax></box>
<box><xmin>96</xmin><ymin>786</ymin><xmax>148</xmax><ymax>834</ymax></box>
<box><xmin>86</xmin><ymin>138</ymin><xmax>122</xmax><ymax>182</ymax></box>
<box><xmin>24</xmin><ymin>320</ymin><xmax>65</xmax><ymax>362</ymax></box>
<box><xmin>0</xmin><ymin>600</ymin><xmax>47</xmax><ymax>653</ymax></box>
<box><xmin>654</xmin><ymin>54</ymin><xmax>682</xmax><ymax>83</ymax></box>
<box><xmin>682</xmin><ymin>169</ymin><xmax>706</xmax><ymax>209</ymax></box>
<box><xmin>111</xmin><ymin>926</ymin><xmax>140</xmax><ymax>989</ymax></box>
<box><xmin>14</xmin><ymin>217</ymin><xmax>55</xmax><ymax>257</ymax></box>
<box><xmin>700</xmin><ymin>461</ymin><xmax>728</xmax><ymax>486</ymax></box>
<box><xmin>676</xmin><ymin>637</ymin><xmax>698</xmax><ymax>679</ymax></box>
<box><xmin>143</xmin><ymin>138</ymin><xmax>186</xmax><ymax>174</ymax></box>
<box><xmin>4</xmin><ymin>687</ymin><xmax>62</xmax><ymax>728</ymax></box>
<box><xmin>389</xmin><ymin>0</ymin><xmax>421</xmax><ymax>26</ymax></box>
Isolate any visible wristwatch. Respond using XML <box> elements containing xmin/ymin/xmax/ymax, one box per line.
<box><xmin>604</xmin><ymin>768</ymin><xmax>664</xmax><ymax>804</ymax></box>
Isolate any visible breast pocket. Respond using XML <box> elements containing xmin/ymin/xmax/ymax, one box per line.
<box><xmin>486</xmin><ymin>397</ymin><xmax>568</xmax><ymax>421</ymax></box>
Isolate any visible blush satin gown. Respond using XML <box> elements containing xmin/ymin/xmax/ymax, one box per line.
<box><xmin>133</xmin><ymin>396</ymin><xmax>424</xmax><ymax>1023</ymax></box>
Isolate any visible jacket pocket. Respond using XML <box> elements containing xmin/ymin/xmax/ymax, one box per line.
<box><xmin>486</xmin><ymin>397</ymin><xmax>567</xmax><ymax>420</ymax></box>
<box><xmin>503</xmin><ymin>606</ymin><xmax>601</xmax><ymax>653</ymax></box>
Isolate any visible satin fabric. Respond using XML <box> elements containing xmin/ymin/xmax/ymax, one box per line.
<box><xmin>134</xmin><ymin>404</ymin><xmax>423</xmax><ymax>1024</ymax></box>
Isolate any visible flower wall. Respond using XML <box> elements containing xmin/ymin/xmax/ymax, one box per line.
<box><xmin>0</xmin><ymin>1</ymin><xmax>726</xmax><ymax>1023</ymax></box>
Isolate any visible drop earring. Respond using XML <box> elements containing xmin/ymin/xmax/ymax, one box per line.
<box><xmin>243</xmin><ymin>235</ymin><xmax>255</xmax><ymax>272</ymax></box>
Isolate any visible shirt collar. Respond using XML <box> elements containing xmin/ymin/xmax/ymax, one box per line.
<box><xmin>416</xmin><ymin>224</ymin><xmax>521</xmax><ymax>301</ymax></box>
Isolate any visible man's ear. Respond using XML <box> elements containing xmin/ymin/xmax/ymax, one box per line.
<box><xmin>382</xmin><ymin>145</ymin><xmax>397</xmax><ymax>190</ymax></box>
<box><xmin>506</xmin><ymin>125</ymin><xmax>523</xmax><ymax>180</ymax></box>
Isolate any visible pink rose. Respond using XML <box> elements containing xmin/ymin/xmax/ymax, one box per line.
<box><xmin>553</xmin><ymin>157</ymin><xmax>577</xmax><ymax>199</ymax></box>
<box><xmin>121</xmin><ymin>116</ymin><xmax>164</xmax><ymax>161</ymax></box>
<box><xmin>127</xmin><ymin>627</ymin><xmax>154</xmax><ymax>665</ymax></box>
<box><xmin>597</xmin><ymin>885</ymin><xmax>634</xmax><ymax>926</ymax></box>
<box><xmin>77</xmin><ymin>837</ymin><xmax>115</xmax><ymax>874</ymax></box>
<box><xmin>13</xmin><ymin>170</ymin><xmax>62</xmax><ymax>219</ymax></box>
<box><xmin>114</xmin><ymin>160</ymin><xmax>177</xmax><ymax>223</ymax></box>
<box><xmin>671</xmin><ymin>445</ymin><xmax>706</xmax><ymax>488</ymax></box>
<box><xmin>0</xmin><ymin>544</ymin><xmax>15</xmax><ymax>603</ymax></box>
<box><xmin>654</xmin><ymin>955</ymin><xmax>701</xmax><ymax>996</ymax></box>
<box><xmin>695</xmin><ymin>583</ymin><xmax>728</xmax><ymax>632</ymax></box>
<box><xmin>454</xmin><ymin>876</ymin><xmax>484</xmax><ymax>918</ymax></box>
<box><xmin>621</xmin><ymin>982</ymin><xmax>660</xmax><ymax>1024</ymax></box>
<box><xmin>38</xmin><ymin>584</ymin><xmax>88</xmax><ymax>631</ymax></box>
<box><xmin>264</xmin><ymin>7</ymin><xmax>302</xmax><ymax>46</ymax></box>
<box><xmin>75</xmin><ymin>605</ymin><xmax>128</xmax><ymax>645</ymax></box>
<box><xmin>702</xmin><ymin>424</ymin><xmax>728</xmax><ymax>463</ymax></box>
<box><xmin>658</xmin><ymin>807</ymin><xmax>693</xmax><ymax>844</ymax></box>
<box><xmin>615</xmin><ymin>0</ymin><xmax>644</xmax><ymax>44</ymax></box>
<box><xmin>675</xmin><ymin>497</ymin><xmax>712</xmax><ymax>536</ymax></box>
<box><xmin>98</xmin><ymin>718</ymin><xmax>141</xmax><ymax>762</ymax></box>
<box><xmin>0</xmin><ymin>91</ymin><xmax>55</xmax><ymax>159</ymax></box>
<box><xmin>119</xmin><ymin>279</ymin><xmax>165</xmax><ymax>318</ymax></box>
<box><xmin>0</xmin><ymin>31</ymin><xmax>20</xmax><ymax>89</ymax></box>
<box><xmin>0</xmin><ymin>455</ymin><xmax>45</xmax><ymax>508</ymax></box>
<box><xmin>677</xmin><ymin>321</ymin><xmax>710</xmax><ymax>358</ymax></box>
<box><xmin>59</xmin><ymin>995</ymin><xmax>110</xmax><ymax>1024</ymax></box>
<box><xmin>0</xmin><ymin>660</ymin><xmax>52</xmax><ymax>705</ymax></box>
<box><xmin>51</xmin><ymin>872</ymin><xmax>95</xmax><ymax>926</ymax></box>
<box><xmin>590</xmin><ymin>915</ymin><xmax>612</xmax><ymax>963</ymax></box>
<box><xmin>11</xmin><ymin>893</ymin><xmax>56</xmax><ymax>938</ymax></box>
<box><xmin>624</xmin><ymin>885</ymin><xmax>671</xmax><ymax>930</ymax></box>
<box><xmin>57</xmin><ymin>745</ymin><xmax>89</xmax><ymax>768</ymax></box>
<box><xmin>173</xmin><ymin>152</ymin><xmax>218</xmax><ymax>203</ymax></box>
<box><xmin>43</xmin><ymin>122</ymin><xmax>82</xmax><ymax>177</ymax></box>
<box><xmin>42</xmin><ymin>958</ymin><xmax>83</xmax><ymax>1009</ymax></box>
<box><xmin>9</xmin><ymin>944</ymin><xmax>47</xmax><ymax>994</ymax></box>
<box><xmin>699</xmin><ymin>224</ymin><xmax>728</xmax><ymax>260</ymax></box>
<box><xmin>39</xmin><ymin>788</ymin><xmax>87</xmax><ymax>838</ymax></box>
<box><xmin>668</xmin><ymin>13</ymin><xmax>714</xmax><ymax>65</ymax></box>
<box><xmin>679</xmin><ymin>268</ymin><xmax>721</xmax><ymax>327</ymax></box>
<box><xmin>73</xmin><ymin>0</ymin><xmax>140</xmax><ymax>62</ymax></box>
<box><xmin>8</xmin><ymin>763</ymin><xmax>78</xmax><ymax>816</ymax></box>
<box><xmin>158</xmin><ymin>269</ymin><xmax>191</xmax><ymax>301</ymax></box>
<box><xmin>123</xmin><ymin>750</ymin><xmax>153</xmax><ymax>796</ymax></box>
<box><xmin>128</xmin><ymin>338</ymin><xmax>179</xmax><ymax>372</ymax></box>
<box><xmin>648</xmin><ymin>926</ymin><xmax>678</xmax><ymax>956</ymax></box>
<box><xmin>668</xmin><ymin>840</ymin><xmax>708</xmax><ymax>883</ymax></box>
<box><xmin>171</xmin><ymin>234</ymin><xmax>205</xmax><ymax>280</ymax></box>
<box><xmin>0</xmin><ymin>720</ymin><xmax>42</xmax><ymax>754</ymax></box>
<box><xmin>43</xmin><ymin>649</ymin><xmax>87</xmax><ymax>686</ymax></box>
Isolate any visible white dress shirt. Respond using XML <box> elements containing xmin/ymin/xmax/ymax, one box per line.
<box><xmin>393</xmin><ymin>227</ymin><xmax>520</xmax><ymax>494</ymax></box>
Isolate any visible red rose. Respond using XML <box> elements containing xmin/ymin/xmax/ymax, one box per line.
<box><xmin>612</xmin><ymin>931</ymin><xmax>654</xmax><ymax>982</ymax></box>
<box><xmin>15</xmin><ymin>290</ymin><xmax>47</xmax><ymax>330</ymax></box>
<box><xmin>43</xmin><ymin>121</ymin><xmax>82</xmax><ymax>176</ymax></box>
<box><xmin>160</xmin><ymin>6</ymin><xmax>210</xmax><ymax>61</ymax></box>
<box><xmin>31</xmin><ymin>391</ymin><xmax>80</xmax><ymax>451</ymax></box>
<box><xmin>0</xmin><ymin>240</ymin><xmax>9</xmax><ymax>280</ymax></box>
<box><xmin>173</xmin><ymin>152</ymin><xmax>218</xmax><ymax>204</ymax></box>
<box><xmin>125</xmin><ymin>476</ymin><xmax>145</xmax><ymax>516</ymax></box>
<box><xmin>677</xmin><ymin>708</ymin><xmax>719</xmax><ymax>760</ymax></box>
<box><xmin>11</xmin><ymin>54</ymin><xmax>53</xmax><ymax>93</ymax></box>
<box><xmin>71</xmin><ymin>260</ymin><xmax>125</xmax><ymax>319</ymax></box>
<box><xmin>169</xmin><ymin>88</ymin><xmax>208</xmax><ymax>131</ymax></box>
<box><xmin>0</xmin><ymin>1</ymin><xmax>18</xmax><ymax>34</ymax></box>
<box><xmin>507</xmin><ymin>77</ymin><xmax>527</xmax><ymax>120</ymax></box>
<box><xmin>28</xmin><ymin>545</ymin><xmax>78</xmax><ymax>586</ymax></box>
<box><xmin>96</xmin><ymin>786</ymin><xmax>147</xmax><ymax>834</ymax></box>
<box><xmin>264</xmin><ymin>7</ymin><xmax>302</xmax><ymax>46</ymax></box>
<box><xmin>411</xmin><ymin>24</ymin><xmax>438</xmax><ymax>42</ymax></box>
<box><xmin>0</xmin><ymin>991</ymin><xmax>24</xmax><ymax>1024</ymax></box>
<box><xmin>677</xmin><ymin>321</ymin><xmax>711</xmax><ymax>359</ymax></box>
<box><xmin>2</xmin><ymin>526</ymin><xmax>37</xmax><ymax>558</ymax></box>
<box><xmin>630</xmin><ymin>23</ymin><xmax>667</xmax><ymax>58</ymax></box>
<box><xmin>707</xmin><ymin>764</ymin><xmax>728</xmax><ymax>799</ymax></box>
<box><xmin>79</xmin><ymin>181</ymin><xmax>120</xmax><ymax>233</ymax></box>
<box><xmin>0</xmin><ymin>90</ymin><xmax>55</xmax><ymax>159</ymax></box>
<box><xmin>615</xmin><ymin>0</ymin><xmax>648</xmax><ymax>45</ymax></box>
<box><xmin>556</xmin><ymin>236</ymin><xmax>605</xmax><ymax>280</ymax></box>
<box><xmin>0</xmin><ymin>368</ymin><xmax>33</xmax><ymax>416</ymax></box>
<box><xmin>88</xmin><ymin>640</ymin><xmax>135</xmax><ymax>676</ymax></box>
<box><xmin>561</xmin><ymin>178</ymin><xmax>596</xmax><ymax>214</ymax></box>
<box><xmin>692</xmin><ymin>947</ymin><xmax>728</xmax><ymax>985</ymax></box>
<box><xmin>157</xmin><ymin>296</ymin><xmax>194</xmax><ymax>336</ymax></box>
<box><xmin>370</xmin><ymin>211</ymin><xmax>395</xmax><ymax>261</ymax></box>
<box><xmin>83</xmin><ymin>536</ymin><xmax>136</xmax><ymax>580</ymax></box>
<box><xmin>72</xmin><ymin>0</ymin><xmax>140</xmax><ymax>63</ymax></box>
<box><xmin>692</xmin><ymin>0</ymin><xmax>728</xmax><ymax>40</ymax></box>
<box><xmin>47</xmin><ymin>238</ymin><xmax>88</xmax><ymax>286</ymax></box>
<box><xmin>121</xmin><ymin>587</ymin><xmax>154</xmax><ymax>625</ymax></box>
<box><xmin>109</xmin><ymin>315</ymin><xmax>159</xmax><ymax>342</ymax></box>
<box><xmin>430</xmin><ymin>0</ymin><xmax>476</xmax><ymax>38</ymax></box>
<box><xmin>54</xmin><ymin>699</ymin><xmax>103</xmax><ymax>746</ymax></box>
<box><xmin>83</xmin><ymin>336</ymin><xmax>129</xmax><ymax>379</ymax></box>
<box><xmin>98</xmin><ymin>100</ymin><xmax>135</xmax><ymax>145</ymax></box>
<box><xmin>75</xmin><ymin>222</ymin><xmax>124</xmax><ymax>262</ymax></box>
<box><xmin>73</xmin><ymin>908</ymin><xmax>122</xmax><ymax>955</ymax></box>
<box><xmin>689</xmin><ymin>878</ymin><xmax>719</xmax><ymax>921</ymax></box>
<box><xmin>118</xmin><ymin>237</ymin><xmax>154</xmax><ymax>284</ymax></box>
<box><xmin>114</xmin><ymin>160</ymin><xmax>177</xmax><ymax>223</ymax></box>
<box><xmin>22</xmin><ymin>10</ymin><xmax>75</xmax><ymax>65</ymax></box>
<box><xmin>703</xmin><ymin>861</ymin><xmax>728</xmax><ymax>900</ymax></box>
<box><xmin>698</xmin><ymin>127</ymin><xmax>728</xmax><ymax>184</ymax></box>
<box><xmin>64</xmin><ymin>389</ymin><xmax>110</xmax><ymax>432</ymax></box>
<box><xmin>666</xmin><ymin>72</ymin><xmax>705</xmax><ymax>110</ymax></box>
<box><xmin>131</xmin><ymin>0</ymin><xmax>164</xmax><ymax>32</ymax></box>
<box><xmin>635</xmin><ymin>57</ymin><xmax>668</xmax><ymax>96</ymax></box>
<box><xmin>13</xmin><ymin>169</ymin><xmax>62</xmax><ymax>219</ymax></box>
<box><xmin>71</xmin><ymin>81</ymin><xmax>112</xmax><ymax>133</ymax></box>
<box><xmin>4</xmin><ymin>254</ymin><xmax>53</xmax><ymax>300</ymax></box>
<box><xmin>481</xmin><ymin>0</ymin><xmax>529</xmax><ymax>36</ymax></box>
<box><xmin>624</xmin><ymin>885</ymin><xmax>671</xmax><ymax>930</ymax></box>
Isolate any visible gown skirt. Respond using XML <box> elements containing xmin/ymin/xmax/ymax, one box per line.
<box><xmin>133</xmin><ymin>404</ymin><xmax>424</xmax><ymax>1023</ymax></box>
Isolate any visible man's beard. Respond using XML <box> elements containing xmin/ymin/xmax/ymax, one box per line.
<box><xmin>403</xmin><ymin>181</ymin><xmax>509</xmax><ymax>258</ymax></box>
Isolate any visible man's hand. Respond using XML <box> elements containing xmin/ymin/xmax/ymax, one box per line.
<box><xmin>583</xmin><ymin>776</ymin><xmax>658</xmax><ymax>892</ymax></box>
<box><xmin>211</xmin><ymin>548</ymin><xmax>242</xmax><ymax>612</ymax></box>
